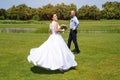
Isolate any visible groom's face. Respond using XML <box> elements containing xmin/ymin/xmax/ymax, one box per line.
<box><xmin>71</xmin><ymin>11</ymin><xmax>75</xmax><ymax>17</ymax></box>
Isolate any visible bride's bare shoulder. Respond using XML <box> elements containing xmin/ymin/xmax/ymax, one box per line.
<box><xmin>53</xmin><ymin>21</ymin><xmax>58</xmax><ymax>26</ymax></box>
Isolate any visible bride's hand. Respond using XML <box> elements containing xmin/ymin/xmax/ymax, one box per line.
<box><xmin>62</xmin><ymin>29</ymin><xmax>65</xmax><ymax>32</ymax></box>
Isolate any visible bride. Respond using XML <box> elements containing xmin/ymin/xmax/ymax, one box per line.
<box><xmin>27</xmin><ymin>14</ymin><xmax>77</xmax><ymax>71</ymax></box>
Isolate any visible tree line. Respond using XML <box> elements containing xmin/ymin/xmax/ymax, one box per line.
<box><xmin>0</xmin><ymin>1</ymin><xmax>120</xmax><ymax>20</ymax></box>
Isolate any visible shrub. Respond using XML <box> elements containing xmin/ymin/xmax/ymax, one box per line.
<box><xmin>0</xmin><ymin>16</ymin><xmax>5</xmax><ymax>20</ymax></box>
<box><xmin>32</xmin><ymin>15</ymin><xmax>40</xmax><ymax>21</ymax></box>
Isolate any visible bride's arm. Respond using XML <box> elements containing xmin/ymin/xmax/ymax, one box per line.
<box><xmin>49</xmin><ymin>29</ymin><xmax>52</xmax><ymax>35</ymax></box>
<box><xmin>49</xmin><ymin>24</ymin><xmax>52</xmax><ymax>35</ymax></box>
<box><xmin>54</xmin><ymin>22</ymin><xmax>64</xmax><ymax>32</ymax></box>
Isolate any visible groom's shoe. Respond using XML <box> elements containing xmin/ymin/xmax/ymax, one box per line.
<box><xmin>72</xmin><ymin>49</ymin><xmax>80</xmax><ymax>54</ymax></box>
<box><xmin>75</xmin><ymin>50</ymin><xmax>80</xmax><ymax>54</ymax></box>
<box><xmin>76</xmin><ymin>50</ymin><xmax>80</xmax><ymax>54</ymax></box>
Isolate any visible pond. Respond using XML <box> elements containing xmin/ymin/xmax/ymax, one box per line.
<box><xmin>0</xmin><ymin>28</ymin><xmax>37</xmax><ymax>33</ymax></box>
<box><xmin>0</xmin><ymin>28</ymin><xmax>119</xmax><ymax>33</ymax></box>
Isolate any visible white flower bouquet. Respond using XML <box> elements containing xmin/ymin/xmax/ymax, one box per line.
<box><xmin>60</xmin><ymin>24</ymin><xmax>68</xmax><ymax>31</ymax></box>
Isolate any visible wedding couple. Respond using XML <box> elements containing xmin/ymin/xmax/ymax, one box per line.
<box><xmin>27</xmin><ymin>10</ymin><xmax>80</xmax><ymax>71</ymax></box>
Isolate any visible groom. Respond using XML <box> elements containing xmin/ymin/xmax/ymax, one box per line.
<box><xmin>68</xmin><ymin>10</ymin><xmax>80</xmax><ymax>54</ymax></box>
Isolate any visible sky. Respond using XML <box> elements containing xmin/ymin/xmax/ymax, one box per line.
<box><xmin>0</xmin><ymin>0</ymin><xmax>119</xmax><ymax>10</ymax></box>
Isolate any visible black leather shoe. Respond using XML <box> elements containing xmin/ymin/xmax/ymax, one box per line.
<box><xmin>75</xmin><ymin>50</ymin><xmax>80</xmax><ymax>54</ymax></box>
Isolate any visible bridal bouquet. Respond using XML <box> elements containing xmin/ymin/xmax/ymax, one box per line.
<box><xmin>60</xmin><ymin>24</ymin><xmax>68</xmax><ymax>31</ymax></box>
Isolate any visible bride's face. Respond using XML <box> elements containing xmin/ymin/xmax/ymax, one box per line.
<box><xmin>52</xmin><ymin>14</ymin><xmax>58</xmax><ymax>21</ymax></box>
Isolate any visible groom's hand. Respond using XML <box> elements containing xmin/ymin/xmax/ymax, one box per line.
<box><xmin>72</xmin><ymin>27</ymin><xmax>76</xmax><ymax>31</ymax></box>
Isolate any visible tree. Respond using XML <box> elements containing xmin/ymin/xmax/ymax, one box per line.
<box><xmin>0</xmin><ymin>9</ymin><xmax>6</xmax><ymax>20</ymax></box>
<box><xmin>31</xmin><ymin>8</ymin><xmax>41</xmax><ymax>20</ymax></box>
<box><xmin>54</xmin><ymin>3</ymin><xmax>77</xmax><ymax>20</ymax></box>
<box><xmin>15</xmin><ymin>4</ymin><xmax>32</xmax><ymax>20</ymax></box>
<box><xmin>69</xmin><ymin>3</ymin><xmax>77</xmax><ymax>11</ymax></box>
<box><xmin>54</xmin><ymin>3</ymin><xmax>69</xmax><ymax>20</ymax></box>
<box><xmin>32</xmin><ymin>15</ymin><xmax>40</xmax><ymax>21</ymax></box>
<box><xmin>7</xmin><ymin>5</ymin><xmax>17</xmax><ymax>20</ymax></box>
<box><xmin>7</xmin><ymin>4</ymin><xmax>32</xmax><ymax>20</ymax></box>
<box><xmin>78</xmin><ymin>5</ymin><xmax>90</xmax><ymax>19</ymax></box>
<box><xmin>4</xmin><ymin>2</ymin><xmax>120</xmax><ymax>20</ymax></box>
<box><xmin>89</xmin><ymin>5</ymin><xmax>101</xmax><ymax>20</ymax></box>
<box><xmin>102</xmin><ymin>1</ymin><xmax>120</xmax><ymax>19</ymax></box>
<box><xmin>78</xmin><ymin>5</ymin><xmax>100</xmax><ymax>20</ymax></box>
<box><xmin>41</xmin><ymin>4</ymin><xmax>54</xmax><ymax>20</ymax></box>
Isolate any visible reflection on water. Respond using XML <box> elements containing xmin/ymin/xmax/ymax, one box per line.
<box><xmin>0</xmin><ymin>28</ymin><xmax>37</xmax><ymax>33</ymax></box>
<box><xmin>0</xmin><ymin>28</ymin><xmax>119</xmax><ymax>33</ymax></box>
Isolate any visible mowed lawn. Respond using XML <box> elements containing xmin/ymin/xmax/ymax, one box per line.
<box><xmin>0</xmin><ymin>20</ymin><xmax>120</xmax><ymax>31</ymax></box>
<box><xmin>0</xmin><ymin>20</ymin><xmax>120</xmax><ymax>80</ymax></box>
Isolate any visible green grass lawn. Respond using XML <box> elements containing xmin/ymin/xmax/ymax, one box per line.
<box><xmin>0</xmin><ymin>32</ymin><xmax>120</xmax><ymax>80</ymax></box>
<box><xmin>0</xmin><ymin>20</ymin><xmax>120</xmax><ymax>80</ymax></box>
<box><xmin>0</xmin><ymin>20</ymin><xmax>120</xmax><ymax>32</ymax></box>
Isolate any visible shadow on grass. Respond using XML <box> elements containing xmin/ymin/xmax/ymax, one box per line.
<box><xmin>31</xmin><ymin>66</ymin><xmax>76</xmax><ymax>74</ymax></box>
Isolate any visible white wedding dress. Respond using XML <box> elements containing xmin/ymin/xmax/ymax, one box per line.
<box><xmin>27</xmin><ymin>21</ymin><xmax>77</xmax><ymax>70</ymax></box>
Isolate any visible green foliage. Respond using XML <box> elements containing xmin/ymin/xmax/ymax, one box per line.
<box><xmin>102</xmin><ymin>1</ymin><xmax>120</xmax><ymax>19</ymax></box>
<box><xmin>78</xmin><ymin>5</ymin><xmax>101</xmax><ymax>20</ymax></box>
<box><xmin>54</xmin><ymin>3</ymin><xmax>77</xmax><ymax>20</ymax></box>
<box><xmin>41</xmin><ymin>4</ymin><xmax>54</xmax><ymax>20</ymax></box>
<box><xmin>32</xmin><ymin>15</ymin><xmax>40</xmax><ymax>21</ymax></box>
<box><xmin>0</xmin><ymin>20</ymin><xmax>42</xmax><ymax>24</ymax></box>
<box><xmin>7</xmin><ymin>4</ymin><xmax>32</xmax><ymax>20</ymax></box>
<box><xmin>0</xmin><ymin>9</ymin><xmax>6</xmax><ymax>19</ymax></box>
<box><xmin>0</xmin><ymin>16</ymin><xmax>5</xmax><ymax>20</ymax></box>
<box><xmin>0</xmin><ymin>1</ymin><xmax>120</xmax><ymax>20</ymax></box>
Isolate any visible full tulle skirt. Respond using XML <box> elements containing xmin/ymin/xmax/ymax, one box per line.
<box><xmin>27</xmin><ymin>34</ymin><xmax>77</xmax><ymax>70</ymax></box>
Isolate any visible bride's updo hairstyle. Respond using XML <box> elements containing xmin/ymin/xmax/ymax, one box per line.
<box><xmin>49</xmin><ymin>13</ymin><xmax>56</xmax><ymax>20</ymax></box>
